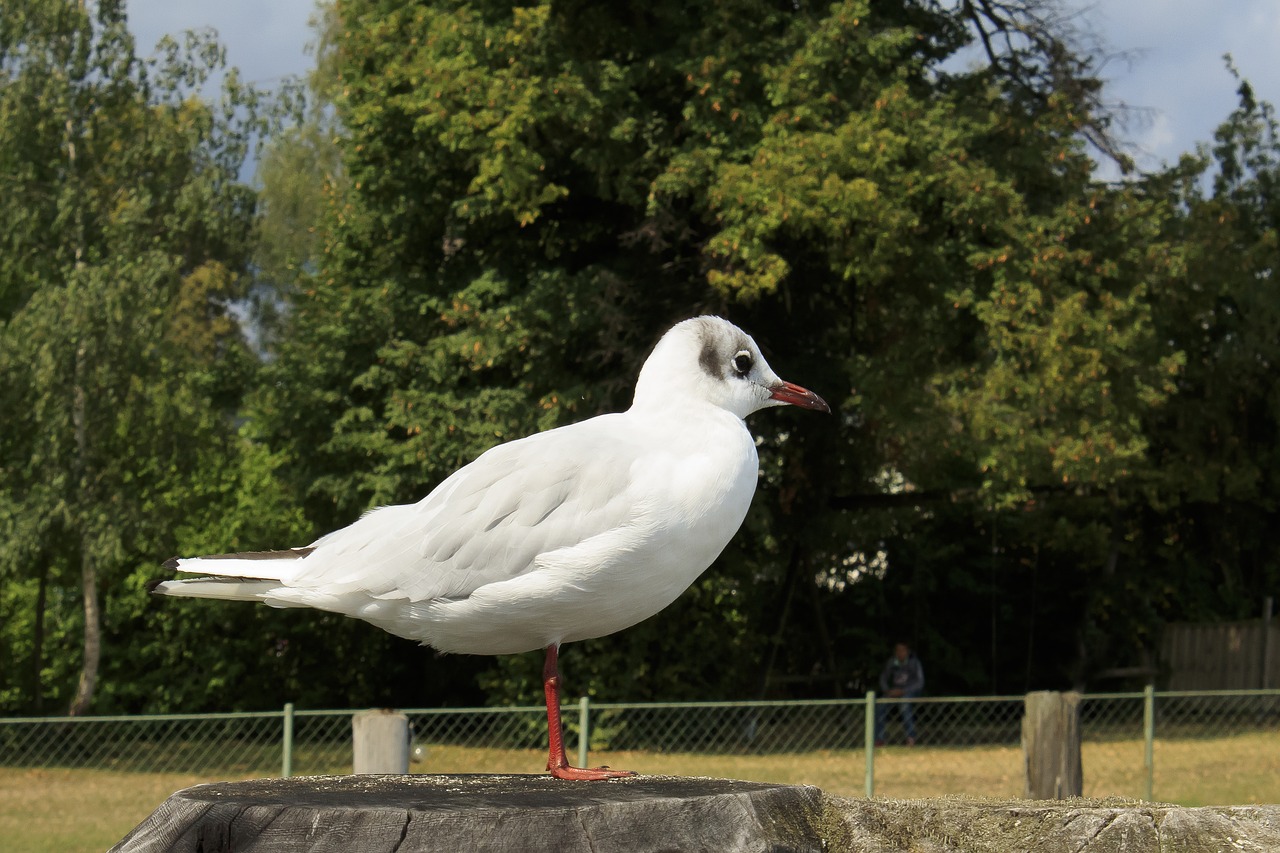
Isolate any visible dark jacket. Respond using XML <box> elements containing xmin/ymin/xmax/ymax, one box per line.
<box><xmin>879</xmin><ymin>653</ymin><xmax>924</xmax><ymax>695</ymax></box>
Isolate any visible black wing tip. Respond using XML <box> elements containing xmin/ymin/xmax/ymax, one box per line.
<box><xmin>153</xmin><ymin>557</ymin><xmax>180</xmax><ymax>595</ymax></box>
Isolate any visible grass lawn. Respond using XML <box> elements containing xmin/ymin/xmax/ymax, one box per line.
<box><xmin>0</xmin><ymin>767</ymin><xmax>257</xmax><ymax>853</ymax></box>
<box><xmin>5</xmin><ymin>732</ymin><xmax>1278</xmax><ymax>853</ymax></box>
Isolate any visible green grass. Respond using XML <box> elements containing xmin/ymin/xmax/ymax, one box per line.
<box><xmin>0</xmin><ymin>767</ymin><xmax>258</xmax><ymax>853</ymax></box>
<box><xmin>6</xmin><ymin>732</ymin><xmax>1279</xmax><ymax>853</ymax></box>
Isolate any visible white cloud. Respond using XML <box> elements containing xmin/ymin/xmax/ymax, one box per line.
<box><xmin>1074</xmin><ymin>0</ymin><xmax>1280</xmax><ymax>170</ymax></box>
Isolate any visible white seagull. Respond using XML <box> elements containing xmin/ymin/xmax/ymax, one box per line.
<box><xmin>155</xmin><ymin>316</ymin><xmax>829</xmax><ymax>779</ymax></box>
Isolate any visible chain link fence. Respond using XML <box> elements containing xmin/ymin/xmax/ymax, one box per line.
<box><xmin>2</xmin><ymin>690</ymin><xmax>1277</xmax><ymax>803</ymax></box>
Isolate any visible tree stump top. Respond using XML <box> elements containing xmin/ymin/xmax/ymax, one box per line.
<box><xmin>111</xmin><ymin>776</ymin><xmax>1280</xmax><ymax>853</ymax></box>
<box><xmin>825</xmin><ymin>796</ymin><xmax>1280</xmax><ymax>852</ymax></box>
<box><xmin>110</xmin><ymin>774</ymin><xmax>828</xmax><ymax>853</ymax></box>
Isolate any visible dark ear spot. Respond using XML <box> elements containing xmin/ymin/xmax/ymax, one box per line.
<box><xmin>698</xmin><ymin>333</ymin><xmax>724</xmax><ymax>380</ymax></box>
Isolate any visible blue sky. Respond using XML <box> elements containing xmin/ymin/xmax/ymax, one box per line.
<box><xmin>1072</xmin><ymin>1</ymin><xmax>1280</xmax><ymax>177</ymax></box>
<box><xmin>126</xmin><ymin>0</ymin><xmax>317</xmax><ymax>89</ymax></box>
<box><xmin>125</xmin><ymin>0</ymin><xmax>1280</xmax><ymax>177</ymax></box>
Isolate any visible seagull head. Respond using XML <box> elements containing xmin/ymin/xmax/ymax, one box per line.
<box><xmin>632</xmin><ymin>316</ymin><xmax>830</xmax><ymax>419</ymax></box>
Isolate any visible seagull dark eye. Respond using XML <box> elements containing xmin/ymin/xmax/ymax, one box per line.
<box><xmin>732</xmin><ymin>350</ymin><xmax>753</xmax><ymax>376</ymax></box>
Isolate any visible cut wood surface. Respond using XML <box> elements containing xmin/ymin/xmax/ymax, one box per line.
<box><xmin>824</xmin><ymin>796</ymin><xmax>1280</xmax><ymax>852</ymax></box>
<box><xmin>108</xmin><ymin>774</ymin><xmax>827</xmax><ymax>853</ymax></box>
<box><xmin>109</xmin><ymin>775</ymin><xmax>1280</xmax><ymax>853</ymax></box>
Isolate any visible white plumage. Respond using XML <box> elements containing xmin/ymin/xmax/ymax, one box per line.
<box><xmin>155</xmin><ymin>315</ymin><xmax>828</xmax><ymax>779</ymax></box>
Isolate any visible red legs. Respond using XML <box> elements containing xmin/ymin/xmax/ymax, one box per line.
<box><xmin>543</xmin><ymin>644</ymin><xmax>635</xmax><ymax>780</ymax></box>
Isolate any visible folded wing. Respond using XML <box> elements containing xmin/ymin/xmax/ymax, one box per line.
<box><xmin>274</xmin><ymin>413</ymin><xmax>647</xmax><ymax>604</ymax></box>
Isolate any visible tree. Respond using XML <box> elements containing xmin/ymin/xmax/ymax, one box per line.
<box><xmin>1134</xmin><ymin>67</ymin><xmax>1280</xmax><ymax>624</ymax></box>
<box><xmin>4</xmin><ymin>0</ymin><xmax>1259</xmax><ymax>711</ymax></box>
<box><xmin>251</xmin><ymin>0</ymin><xmax>343</xmax><ymax>341</ymax></box>
<box><xmin>244</xmin><ymin>0</ymin><xmax>1189</xmax><ymax>703</ymax></box>
<box><xmin>0</xmin><ymin>0</ymin><xmax>269</xmax><ymax>713</ymax></box>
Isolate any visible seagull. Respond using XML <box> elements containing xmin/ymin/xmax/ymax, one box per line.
<box><xmin>154</xmin><ymin>316</ymin><xmax>829</xmax><ymax>780</ymax></box>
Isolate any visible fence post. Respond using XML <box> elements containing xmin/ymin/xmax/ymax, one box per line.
<box><xmin>282</xmin><ymin>702</ymin><xmax>295</xmax><ymax>778</ymax></box>
<box><xmin>352</xmin><ymin>709</ymin><xmax>410</xmax><ymax>774</ymax></box>
<box><xmin>1143</xmin><ymin>685</ymin><xmax>1155</xmax><ymax>801</ymax></box>
<box><xmin>864</xmin><ymin>690</ymin><xmax>875</xmax><ymax>798</ymax></box>
<box><xmin>1262</xmin><ymin>596</ymin><xmax>1274</xmax><ymax>689</ymax></box>
<box><xmin>577</xmin><ymin>696</ymin><xmax>590</xmax><ymax>769</ymax></box>
<box><xmin>1022</xmin><ymin>691</ymin><xmax>1083</xmax><ymax>798</ymax></box>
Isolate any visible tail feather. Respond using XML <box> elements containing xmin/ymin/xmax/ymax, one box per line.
<box><xmin>153</xmin><ymin>547</ymin><xmax>315</xmax><ymax>603</ymax></box>
<box><xmin>162</xmin><ymin>547</ymin><xmax>314</xmax><ymax>581</ymax></box>
<box><xmin>151</xmin><ymin>577</ymin><xmax>281</xmax><ymax>603</ymax></box>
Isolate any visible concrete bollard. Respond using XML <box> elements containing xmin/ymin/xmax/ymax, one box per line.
<box><xmin>352</xmin><ymin>709</ymin><xmax>410</xmax><ymax>775</ymax></box>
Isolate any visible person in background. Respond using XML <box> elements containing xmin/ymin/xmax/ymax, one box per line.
<box><xmin>875</xmin><ymin>641</ymin><xmax>924</xmax><ymax>746</ymax></box>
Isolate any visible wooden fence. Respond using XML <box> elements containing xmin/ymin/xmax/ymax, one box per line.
<box><xmin>1161</xmin><ymin>614</ymin><xmax>1278</xmax><ymax>690</ymax></box>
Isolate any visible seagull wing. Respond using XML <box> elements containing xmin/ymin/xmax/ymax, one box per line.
<box><xmin>282</xmin><ymin>413</ymin><xmax>647</xmax><ymax>602</ymax></box>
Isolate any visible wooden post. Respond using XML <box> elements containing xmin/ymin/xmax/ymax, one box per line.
<box><xmin>1142</xmin><ymin>685</ymin><xmax>1154</xmax><ymax>801</ymax></box>
<box><xmin>282</xmin><ymin>702</ymin><xmax>294</xmax><ymax>779</ymax></box>
<box><xmin>1022</xmin><ymin>690</ymin><xmax>1082</xmax><ymax>799</ymax></box>
<box><xmin>352</xmin><ymin>709</ymin><xmax>410</xmax><ymax>775</ymax></box>
<box><xmin>576</xmin><ymin>696</ymin><xmax>590</xmax><ymax>770</ymax></box>
<box><xmin>864</xmin><ymin>690</ymin><xmax>875</xmax><ymax>798</ymax></box>
<box><xmin>1262</xmin><ymin>596</ymin><xmax>1274</xmax><ymax>689</ymax></box>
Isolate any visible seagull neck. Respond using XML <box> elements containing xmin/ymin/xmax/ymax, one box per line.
<box><xmin>627</xmin><ymin>395</ymin><xmax>742</xmax><ymax>424</ymax></box>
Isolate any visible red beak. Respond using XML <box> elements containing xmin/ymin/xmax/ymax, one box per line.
<box><xmin>769</xmin><ymin>381</ymin><xmax>830</xmax><ymax>413</ymax></box>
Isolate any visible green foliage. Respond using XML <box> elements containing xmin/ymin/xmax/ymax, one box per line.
<box><xmin>1132</xmin><ymin>66</ymin><xmax>1280</xmax><ymax>622</ymax></box>
<box><xmin>4</xmin><ymin>0</ymin><xmax>1280</xmax><ymax>715</ymax></box>
<box><xmin>253</xmin><ymin>0</ymin><xmax>1211</xmax><ymax>704</ymax></box>
<box><xmin>941</xmin><ymin>186</ymin><xmax>1185</xmax><ymax>504</ymax></box>
<box><xmin>0</xmin><ymin>0</ymin><xmax>277</xmax><ymax>713</ymax></box>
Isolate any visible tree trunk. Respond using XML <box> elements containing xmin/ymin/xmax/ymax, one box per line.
<box><xmin>68</xmin><ymin>346</ymin><xmax>99</xmax><ymax>717</ymax></box>
<box><xmin>808</xmin><ymin>575</ymin><xmax>842</xmax><ymax>698</ymax></box>
<box><xmin>63</xmin><ymin>98</ymin><xmax>100</xmax><ymax>717</ymax></box>
<box><xmin>755</xmin><ymin>543</ymin><xmax>803</xmax><ymax>699</ymax></box>
<box><xmin>31</xmin><ymin>561</ymin><xmax>49</xmax><ymax>712</ymax></box>
<box><xmin>69</xmin><ymin>539</ymin><xmax>100</xmax><ymax>717</ymax></box>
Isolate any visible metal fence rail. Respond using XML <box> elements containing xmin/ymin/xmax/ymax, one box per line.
<box><xmin>0</xmin><ymin>710</ymin><xmax>288</xmax><ymax>776</ymax></box>
<box><xmin>3</xmin><ymin>689</ymin><xmax>1278</xmax><ymax>803</ymax></box>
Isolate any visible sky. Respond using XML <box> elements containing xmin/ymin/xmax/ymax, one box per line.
<box><xmin>1070</xmin><ymin>1</ymin><xmax>1280</xmax><ymax>177</ymax></box>
<box><xmin>124</xmin><ymin>0</ymin><xmax>1280</xmax><ymax>177</ymax></box>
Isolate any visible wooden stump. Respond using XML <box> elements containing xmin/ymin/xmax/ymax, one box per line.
<box><xmin>1022</xmin><ymin>690</ymin><xmax>1083</xmax><ymax>798</ymax></box>
<box><xmin>823</xmin><ymin>797</ymin><xmax>1280</xmax><ymax>852</ymax></box>
<box><xmin>108</xmin><ymin>774</ymin><xmax>827</xmax><ymax>853</ymax></box>
<box><xmin>111</xmin><ymin>778</ymin><xmax>1280</xmax><ymax>852</ymax></box>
